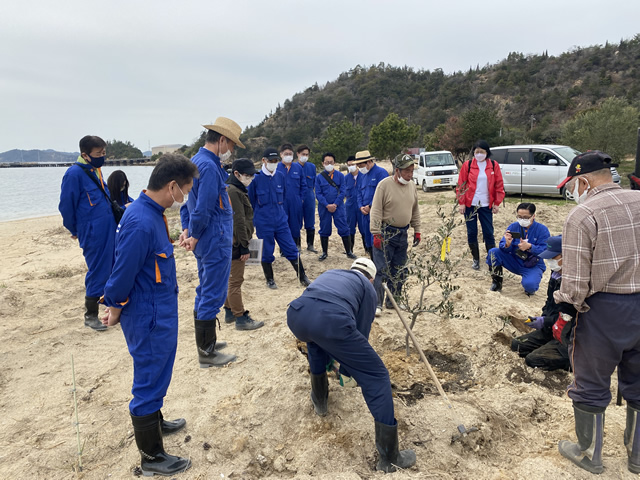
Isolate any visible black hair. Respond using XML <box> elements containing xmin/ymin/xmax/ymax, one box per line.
<box><xmin>297</xmin><ymin>144</ymin><xmax>310</xmax><ymax>154</ymax></box>
<box><xmin>280</xmin><ymin>143</ymin><xmax>294</xmax><ymax>153</ymax></box>
<box><xmin>147</xmin><ymin>153</ymin><xmax>199</xmax><ymax>191</ymax></box>
<box><xmin>516</xmin><ymin>203</ymin><xmax>536</xmax><ymax>215</ymax></box>
<box><xmin>322</xmin><ymin>152</ymin><xmax>336</xmax><ymax>162</ymax></box>
<box><xmin>351</xmin><ymin>267</ymin><xmax>372</xmax><ymax>281</ymax></box>
<box><xmin>473</xmin><ymin>139</ymin><xmax>492</xmax><ymax>158</ymax></box>
<box><xmin>107</xmin><ymin>170</ymin><xmax>129</xmax><ymax>202</ymax></box>
<box><xmin>205</xmin><ymin>129</ymin><xmax>223</xmax><ymax>144</ymax></box>
<box><xmin>79</xmin><ymin>135</ymin><xmax>106</xmax><ymax>155</ymax></box>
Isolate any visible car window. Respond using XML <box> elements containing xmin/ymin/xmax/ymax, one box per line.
<box><xmin>491</xmin><ymin>150</ymin><xmax>507</xmax><ymax>163</ymax></box>
<box><xmin>505</xmin><ymin>150</ymin><xmax>532</xmax><ymax>165</ymax></box>
<box><xmin>424</xmin><ymin>154</ymin><xmax>455</xmax><ymax>167</ymax></box>
<box><xmin>532</xmin><ymin>150</ymin><xmax>559</xmax><ymax>166</ymax></box>
<box><xmin>551</xmin><ymin>146</ymin><xmax>581</xmax><ymax>164</ymax></box>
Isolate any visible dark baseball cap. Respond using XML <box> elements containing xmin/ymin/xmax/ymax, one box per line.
<box><xmin>538</xmin><ymin>235</ymin><xmax>562</xmax><ymax>259</ymax></box>
<box><xmin>231</xmin><ymin>158</ymin><xmax>257</xmax><ymax>175</ymax></box>
<box><xmin>557</xmin><ymin>150</ymin><xmax>618</xmax><ymax>189</ymax></box>
<box><xmin>263</xmin><ymin>147</ymin><xmax>280</xmax><ymax>161</ymax></box>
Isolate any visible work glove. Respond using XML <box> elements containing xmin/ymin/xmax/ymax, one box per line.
<box><xmin>373</xmin><ymin>234</ymin><xmax>383</xmax><ymax>250</ymax></box>
<box><xmin>552</xmin><ymin>313</ymin><xmax>570</xmax><ymax>342</ymax></box>
<box><xmin>339</xmin><ymin>374</ymin><xmax>358</xmax><ymax>388</ymax></box>
<box><xmin>413</xmin><ymin>232</ymin><xmax>421</xmax><ymax>247</ymax></box>
<box><xmin>525</xmin><ymin>316</ymin><xmax>544</xmax><ymax>330</ymax></box>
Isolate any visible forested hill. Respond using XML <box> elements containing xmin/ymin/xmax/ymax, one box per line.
<box><xmin>233</xmin><ymin>35</ymin><xmax>640</xmax><ymax>159</ymax></box>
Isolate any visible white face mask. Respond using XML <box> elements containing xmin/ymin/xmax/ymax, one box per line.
<box><xmin>238</xmin><ymin>174</ymin><xmax>253</xmax><ymax>187</ymax></box>
<box><xmin>475</xmin><ymin>153</ymin><xmax>487</xmax><ymax>162</ymax></box>
<box><xmin>299</xmin><ymin>156</ymin><xmax>308</xmax><ymax>164</ymax></box>
<box><xmin>546</xmin><ymin>259</ymin><xmax>562</xmax><ymax>272</ymax></box>
<box><xmin>282</xmin><ymin>155</ymin><xmax>293</xmax><ymax>164</ymax></box>
<box><xmin>571</xmin><ymin>178</ymin><xmax>590</xmax><ymax>204</ymax></box>
<box><xmin>348</xmin><ymin>165</ymin><xmax>357</xmax><ymax>173</ymax></box>
<box><xmin>324</xmin><ymin>164</ymin><xmax>334</xmax><ymax>172</ymax></box>
<box><xmin>517</xmin><ymin>218</ymin><xmax>532</xmax><ymax>228</ymax></box>
<box><xmin>171</xmin><ymin>183</ymin><xmax>188</xmax><ymax>208</ymax></box>
<box><xmin>397</xmin><ymin>176</ymin><xmax>410</xmax><ymax>185</ymax></box>
<box><xmin>359</xmin><ymin>166</ymin><xmax>369</xmax><ymax>174</ymax></box>
<box><xmin>265</xmin><ymin>162</ymin><xmax>278</xmax><ymax>173</ymax></box>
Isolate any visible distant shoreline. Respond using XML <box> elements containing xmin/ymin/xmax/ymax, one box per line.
<box><xmin>0</xmin><ymin>160</ymin><xmax>155</xmax><ymax>168</ymax></box>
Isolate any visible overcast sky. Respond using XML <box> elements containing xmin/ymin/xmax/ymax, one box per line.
<box><xmin>1</xmin><ymin>0</ymin><xmax>639</xmax><ymax>153</ymax></box>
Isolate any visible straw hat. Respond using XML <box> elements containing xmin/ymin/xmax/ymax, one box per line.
<box><xmin>354</xmin><ymin>150</ymin><xmax>375</xmax><ymax>164</ymax></box>
<box><xmin>202</xmin><ymin>117</ymin><xmax>245</xmax><ymax>149</ymax></box>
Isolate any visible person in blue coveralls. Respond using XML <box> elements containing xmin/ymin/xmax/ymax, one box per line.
<box><xmin>101</xmin><ymin>154</ymin><xmax>196</xmax><ymax>477</ymax></box>
<box><xmin>58</xmin><ymin>135</ymin><xmax>115</xmax><ymax>331</ymax></box>
<box><xmin>277</xmin><ymin>143</ymin><xmax>307</xmax><ymax>249</ymax></box>
<box><xmin>315</xmin><ymin>153</ymin><xmax>357</xmax><ymax>261</ymax></box>
<box><xmin>487</xmin><ymin>202</ymin><xmax>550</xmax><ymax>295</ymax></box>
<box><xmin>249</xmin><ymin>147</ymin><xmax>311</xmax><ymax>289</ymax></box>
<box><xmin>286</xmin><ymin>258</ymin><xmax>416</xmax><ymax>473</ymax></box>
<box><xmin>297</xmin><ymin>144</ymin><xmax>318</xmax><ymax>253</ymax></box>
<box><xmin>107</xmin><ymin>170</ymin><xmax>134</xmax><ymax>207</ymax></box>
<box><xmin>345</xmin><ymin>155</ymin><xmax>364</xmax><ymax>253</ymax></box>
<box><xmin>353</xmin><ymin>150</ymin><xmax>389</xmax><ymax>258</ymax></box>
<box><xmin>179</xmin><ymin>117</ymin><xmax>240</xmax><ymax>368</ymax></box>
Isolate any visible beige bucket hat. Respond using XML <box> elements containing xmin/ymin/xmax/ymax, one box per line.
<box><xmin>202</xmin><ymin>117</ymin><xmax>245</xmax><ymax>149</ymax></box>
<box><xmin>354</xmin><ymin>150</ymin><xmax>375</xmax><ymax>164</ymax></box>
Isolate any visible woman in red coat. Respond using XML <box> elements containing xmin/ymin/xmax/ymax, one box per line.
<box><xmin>456</xmin><ymin>140</ymin><xmax>505</xmax><ymax>270</ymax></box>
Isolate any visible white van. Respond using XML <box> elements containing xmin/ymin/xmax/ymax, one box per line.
<box><xmin>412</xmin><ymin>150</ymin><xmax>459</xmax><ymax>192</ymax></box>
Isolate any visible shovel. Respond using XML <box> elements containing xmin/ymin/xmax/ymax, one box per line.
<box><xmin>383</xmin><ymin>284</ymin><xmax>478</xmax><ymax>441</ymax></box>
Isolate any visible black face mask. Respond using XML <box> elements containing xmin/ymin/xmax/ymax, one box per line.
<box><xmin>88</xmin><ymin>155</ymin><xmax>106</xmax><ymax>168</ymax></box>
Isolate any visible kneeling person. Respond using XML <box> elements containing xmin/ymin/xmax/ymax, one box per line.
<box><xmin>286</xmin><ymin>258</ymin><xmax>416</xmax><ymax>473</ymax></box>
<box><xmin>101</xmin><ymin>154</ymin><xmax>196</xmax><ymax>476</ymax></box>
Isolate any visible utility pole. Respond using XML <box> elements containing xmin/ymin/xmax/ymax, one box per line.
<box><xmin>353</xmin><ymin>112</ymin><xmax>357</xmax><ymax>127</ymax></box>
<box><xmin>530</xmin><ymin>114</ymin><xmax>536</xmax><ymax>131</ymax></box>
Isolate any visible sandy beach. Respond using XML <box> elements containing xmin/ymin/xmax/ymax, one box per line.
<box><xmin>0</xmin><ymin>186</ymin><xmax>635</xmax><ymax>480</ymax></box>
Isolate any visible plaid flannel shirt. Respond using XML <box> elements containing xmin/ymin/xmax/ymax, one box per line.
<box><xmin>554</xmin><ymin>183</ymin><xmax>640</xmax><ymax>313</ymax></box>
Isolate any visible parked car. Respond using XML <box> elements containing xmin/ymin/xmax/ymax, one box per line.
<box><xmin>490</xmin><ymin>144</ymin><xmax>620</xmax><ymax>199</ymax></box>
<box><xmin>412</xmin><ymin>150</ymin><xmax>459</xmax><ymax>192</ymax></box>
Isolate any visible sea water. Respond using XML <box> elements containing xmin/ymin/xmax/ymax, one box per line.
<box><xmin>0</xmin><ymin>165</ymin><xmax>156</xmax><ymax>222</ymax></box>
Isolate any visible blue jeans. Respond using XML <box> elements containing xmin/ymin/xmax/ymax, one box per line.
<box><xmin>372</xmin><ymin>225</ymin><xmax>409</xmax><ymax>307</ymax></box>
<box><xmin>465</xmin><ymin>206</ymin><xmax>495</xmax><ymax>249</ymax></box>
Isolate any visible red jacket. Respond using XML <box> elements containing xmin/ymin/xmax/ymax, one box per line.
<box><xmin>456</xmin><ymin>158</ymin><xmax>505</xmax><ymax>208</ymax></box>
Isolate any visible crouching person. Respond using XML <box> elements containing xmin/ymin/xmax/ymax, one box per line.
<box><xmin>286</xmin><ymin>258</ymin><xmax>416</xmax><ymax>473</ymax></box>
<box><xmin>101</xmin><ymin>154</ymin><xmax>196</xmax><ymax>476</ymax></box>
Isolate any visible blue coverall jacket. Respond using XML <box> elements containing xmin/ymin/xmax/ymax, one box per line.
<box><xmin>58</xmin><ymin>161</ymin><xmax>116</xmax><ymax>297</ymax></box>
<box><xmin>277</xmin><ymin>162</ymin><xmax>307</xmax><ymax>240</ymax></box>
<box><xmin>103</xmin><ymin>192</ymin><xmax>178</xmax><ymax>416</ymax></box>
<box><xmin>357</xmin><ymin>164</ymin><xmax>389</xmax><ymax>247</ymax></box>
<box><xmin>248</xmin><ymin>170</ymin><xmax>299</xmax><ymax>263</ymax></box>
<box><xmin>301</xmin><ymin>162</ymin><xmax>317</xmax><ymax>230</ymax></box>
<box><xmin>315</xmin><ymin>170</ymin><xmax>349</xmax><ymax>238</ymax></box>
<box><xmin>180</xmin><ymin>147</ymin><xmax>232</xmax><ymax>321</ymax></box>
<box><xmin>345</xmin><ymin>171</ymin><xmax>361</xmax><ymax>236</ymax></box>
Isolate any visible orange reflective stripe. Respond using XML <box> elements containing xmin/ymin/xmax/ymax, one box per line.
<box><xmin>219</xmin><ymin>195</ymin><xmax>224</xmax><ymax>209</ymax></box>
<box><xmin>162</xmin><ymin>215</ymin><xmax>173</xmax><ymax>243</ymax></box>
<box><xmin>155</xmin><ymin>259</ymin><xmax>161</xmax><ymax>283</ymax></box>
<box><xmin>86</xmin><ymin>192</ymin><xmax>95</xmax><ymax>206</ymax></box>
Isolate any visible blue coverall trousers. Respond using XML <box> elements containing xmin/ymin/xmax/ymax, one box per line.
<box><xmin>302</xmin><ymin>189</ymin><xmax>315</xmax><ymax>231</ymax></box>
<box><xmin>318</xmin><ymin>204</ymin><xmax>349</xmax><ymax>238</ymax></box>
<box><xmin>194</xmin><ymin>226</ymin><xmax>232</xmax><ymax>320</ymax></box>
<box><xmin>256</xmin><ymin>220</ymin><xmax>300</xmax><ymax>263</ymax></box>
<box><xmin>486</xmin><ymin>247</ymin><xmax>544</xmax><ymax>294</ymax></box>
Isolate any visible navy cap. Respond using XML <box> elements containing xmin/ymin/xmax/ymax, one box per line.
<box><xmin>538</xmin><ymin>235</ymin><xmax>562</xmax><ymax>259</ymax></box>
<box><xmin>557</xmin><ymin>150</ymin><xmax>618</xmax><ymax>189</ymax></box>
<box><xmin>232</xmin><ymin>158</ymin><xmax>257</xmax><ymax>175</ymax></box>
<box><xmin>263</xmin><ymin>147</ymin><xmax>280</xmax><ymax>161</ymax></box>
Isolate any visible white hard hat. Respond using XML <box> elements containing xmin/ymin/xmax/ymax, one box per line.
<box><xmin>350</xmin><ymin>257</ymin><xmax>376</xmax><ymax>279</ymax></box>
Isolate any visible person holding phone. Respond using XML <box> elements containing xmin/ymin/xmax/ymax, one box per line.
<box><xmin>486</xmin><ymin>202</ymin><xmax>550</xmax><ymax>295</ymax></box>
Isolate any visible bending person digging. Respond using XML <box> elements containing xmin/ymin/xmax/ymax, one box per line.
<box><xmin>286</xmin><ymin>258</ymin><xmax>416</xmax><ymax>473</ymax></box>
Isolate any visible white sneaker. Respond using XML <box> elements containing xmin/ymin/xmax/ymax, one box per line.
<box><xmin>375</xmin><ymin>307</ymin><xmax>382</xmax><ymax>317</ymax></box>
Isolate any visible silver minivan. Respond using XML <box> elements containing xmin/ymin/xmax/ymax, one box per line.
<box><xmin>490</xmin><ymin>144</ymin><xmax>620</xmax><ymax>198</ymax></box>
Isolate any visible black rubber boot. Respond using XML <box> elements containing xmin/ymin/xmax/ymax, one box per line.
<box><xmin>342</xmin><ymin>236</ymin><xmax>357</xmax><ymax>259</ymax></box>
<box><xmin>194</xmin><ymin>319</ymin><xmax>236</xmax><ymax>368</ymax></box>
<box><xmin>374</xmin><ymin>420</ymin><xmax>417</xmax><ymax>473</ymax></box>
<box><xmin>490</xmin><ymin>266</ymin><xmax>503</xmax><ymax>292</ymax></box>
<box><xmin>625</xmin><ymin>402</ymin><xmax>640</xmax><ymax>474</ymax></box>
<box><xmin>469</xmin><ymin>243</ymin><xmax>480</xmax><ymax>270</ymax></box>
<box><xmin>261</xmin><ymin>262</ymin><xmax>277</xmax><ymax>289</ymax></box>
<box><xmin>485</xmin><ymin>241</ymin><xmax>496</xmax><ymax>255</ymax></box>
<box><xmin>310</xmin><ymin>372</ymin><xmax>328</xmax><ymax>416</ymax></box>
<box><xmin>366</xmin><ymin>247</ymin><xmax>373</xmax><ymax>259</ymax></box>
<box><xmin>362</xmin><ymin>236</ymin><xmax>368</xmax><ymax>253</ymax></box>
<box><xmin>159</xmin><ymin>410</ymin><xmax>186</xmax><ymax>435</ymax></box>
<box><xmin>318</xmin><ymin>236</ymin><xmax>329</xmax><ymax>261</ymax></box>
<box><xmin>235</xmin><ymin>311</ymin><xmax>265</xmax><ymax>331</ymax></box>
<box><xmin>289</xmin><ymin>258</ymin><xmax>311</xmax><ymax>287</ymax></box>
<box><xmin>558</xmin><ymin>402</ymin><xmax>605</xmax><ymax>474</ymax></box>
<box><xmin>195</xmin><ymin>309</ymin><xmax>227</xmax><ymax>350</ymax></box>
<box><xmin>84</xmin><ymin>296</ymin><xmax>106</xmax><ymax>331</ymax></box>
<box><xmin>130</xmin><ymin>411</ymin><xmax>191</xmax><ymax>477</ymax></box>
<box><xmin>306</xmin><ymin>229</ymin><xmax>318</xmax><ymax>253</ymax></box>
<box><xmin>294</xmin><ymin>236</ymin><xmax>302</xmax><ymax>251</ymax></box>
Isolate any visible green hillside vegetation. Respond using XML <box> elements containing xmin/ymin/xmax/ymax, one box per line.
<box><xmin>208</xmin><ymin>35</ymin><xmax>640</xmax><ymax>164</ymax></box>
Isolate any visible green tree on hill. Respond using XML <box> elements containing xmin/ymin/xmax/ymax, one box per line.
<box><xmin>461</xmin><ymin>106</ymin><xmax>501</xmax><ymax>148</ymax></box>
<box><xmin>560</xmin><ymin>97</ymin><xmax>640</xmax><ymax>161</ymax></box>
<box><xmin>369</xmin><ymin>113</ymin><xmax>420</xmax><ymax>160</ymax></box>
<box><xmin>106</xmin><ymin>140</ymin><xmax>143</xmax><ymax>159</ymax></box>
<box><xmin>317</xmin><ymin>119</ymin><xmax>364</xmax><ymax>163</ymax></box>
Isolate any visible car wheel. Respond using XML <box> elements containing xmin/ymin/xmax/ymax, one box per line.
<box><xmin>422</xmin><ymin>180</ymin><xmax>429</xmax><ymax>192</ymax></box>
<box><xmin>561</xmin><ymin>187</ymin><xmax>573</xmax><ymax>201</ymax></box>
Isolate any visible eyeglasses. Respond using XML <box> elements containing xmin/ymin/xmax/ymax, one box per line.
<box><xmin>516</xmin><ymin>215</ymin><xmax>532</xmax><ymax>220</ymax></box>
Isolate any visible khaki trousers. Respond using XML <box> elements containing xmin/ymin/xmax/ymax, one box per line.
<box><xmin>223</xmin><ymin>259</ymin><xmax>246</xmax><ymax>317</ymax></box>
